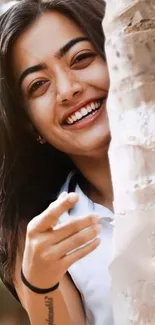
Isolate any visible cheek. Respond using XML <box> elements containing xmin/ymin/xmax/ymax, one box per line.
<box><xmin>91</xmin><ymin>63</ymin><xmax>110</xmax><ymax>89</ymax></box>
<box><xmin>79</xmin><ymin>60</ymin><xmax>109</xmax><ymax>90</ymax></box>
<box><xmin>26</xmin><ymin>95</ymin><xmax>56</xmax><ymax>130</ymax></box>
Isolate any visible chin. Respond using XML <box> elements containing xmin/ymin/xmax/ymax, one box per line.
<box><xmin>77</xmin><ymin>131</ymin><xmax>111</xmax><ymax>156</ymax></box>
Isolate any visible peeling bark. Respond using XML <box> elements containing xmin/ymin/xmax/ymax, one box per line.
<box><xmin>103</xmin><ymin>1</ymin><xmax>155</xmax><ymax>324</ymax></box>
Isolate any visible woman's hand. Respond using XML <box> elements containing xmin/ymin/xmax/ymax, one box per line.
<box><xmin>22</xmin><ymin>192</ymin><xmax>101</xmax><ymax>290</ymax></box>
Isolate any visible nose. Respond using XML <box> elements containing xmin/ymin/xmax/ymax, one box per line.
<box><xmin>56</xmin><ymin>69</ymin><xmax>83</xmax><ymax>104</ymax></box>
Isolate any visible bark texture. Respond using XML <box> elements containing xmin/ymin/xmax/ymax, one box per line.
<box><xmin>103</xmin><ymin>1</ymin><xmax>155</xmax><ymax>324</ymax></box>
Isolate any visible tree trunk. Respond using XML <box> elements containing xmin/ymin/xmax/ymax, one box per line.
<box><xmin>103</xmin><ymin>1</ymin><xmax>155</xmax><ymax>324</ymax></box>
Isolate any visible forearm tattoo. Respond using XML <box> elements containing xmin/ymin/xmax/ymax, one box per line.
<box><xmin>45</xmin><ymin>296</ymin><xmax>54</xmax><ymax>325</ymax></box>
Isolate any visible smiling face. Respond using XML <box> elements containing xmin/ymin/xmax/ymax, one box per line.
<box><xmin>11</xmin><ymin>11</ymin><xmax>110</xmax><ymax>158</ymax></box>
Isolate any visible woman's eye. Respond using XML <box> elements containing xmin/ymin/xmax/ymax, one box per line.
<box><xmin>28</xmin><ymin>80</ymin><xmax>49</xmax><ymax>96</ymax></box>
<box><xmin>72</xmin><ymin>52</ymin><xmax>96</xmax><ymax>67</ymax></box>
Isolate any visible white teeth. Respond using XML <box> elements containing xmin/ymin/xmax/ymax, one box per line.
<box><xmin>71</xmin><ymin>115</ymin><xmax>77</xmax><ymax>122</ymax></box>
<box><xmin>87</xmin><ymin>105</ymin><xmax>92</xmax><ymax>113</ymax></box>
<box><xmin>68</xmin><ymin>117</ymin><xmax>73</xmax><ymax>123</ymax></box>
<box><xmin>91</xmin><ymin>103</ymin><xmax>96</xmax><ymax>110</ymax></box>
<box><xmin>66</xmin><ymin>100</ymin><xmax>102</xmax><ymax>125</ymax></box>
<box><xmin>81</xmin><ymin>108</ymin><xmax>88</xmax><ymax>116</ymax></box>
<box><xmin>75</xmin><ymin>111</ymin><xmax>82</xmax><ymax>120</ymax></box>
<box><xmin>67</xmin><ymin>117</ymin><xmax>73</xmax><ymax>124</ymax></box>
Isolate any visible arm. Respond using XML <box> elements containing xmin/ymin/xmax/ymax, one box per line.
<box><xmin>22</xmin><ymin>286</ymin><xmax>73</xmax><ymax>325</ymax></box>
<box><xmin>14</xmin><ymin>192</ymin><xmax>100</xmax><ymax>325</ymax></box>
<box><xmin>15</xmin><ymin>267</ymin><xmax>85</xmax><ymax>325</ymax></box>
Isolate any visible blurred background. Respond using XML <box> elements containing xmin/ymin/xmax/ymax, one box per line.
<box><xmin>0</xmin><ymin>1</ymin><xmax>29</xmax><ymax>324</ymax></box>
<box><xmin>0</xmin><ymin>281</ymin><xmax>29</xmax><ymax>324</ymax></box>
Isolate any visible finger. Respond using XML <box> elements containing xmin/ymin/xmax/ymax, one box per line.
<box><xmin>43</xmin><ymin>224</ymin><xmax>101</xmax><ymax>260</ymax></box>
<box><xmin>28</xmin><ymin>192</ymin><xmax>78</xmax><ymax>233</ymax></box>
<box><xmin>51</xmin><ymin>214</ymin><xmax>100</xmax><ymax>244</ymax></box>
<box><xmin>56</xmin><ymin>224</ymin><xmax>102</xmax><ymax>259</ymax></box>
<box><xmin>64</xmin><ymin>238</ymin><xmax>101</xmax><ymax>269</ymax></box>
<box><xmin>58</xmin><ymin>191</ymin><xmax>68</xmax><ymax>199</ymax></box>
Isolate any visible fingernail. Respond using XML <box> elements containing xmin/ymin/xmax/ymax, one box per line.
<box><xmin>59</xmin><ymin>192</ymin><xmax>68</xmax><ymax>199</ymax></box>
<box><xmin>96</xmin><ymin>224</ymin><xmax>102</xmax><ymax>233</ymax></box>
<box><xmin>68</xmin><ymin>193</ymin><xmax>78</xmax><ymax>203</ymax></box>
<box><xmin>93</xmin><ymin>215</ymin><xmax>100</xmax><ymax>223</ymax></box>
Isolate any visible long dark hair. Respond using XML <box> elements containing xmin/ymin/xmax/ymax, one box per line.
<box><xmin>0</xmin><ymin>0</ymin><xmax>105</xmax><ymax>290</ymax></box>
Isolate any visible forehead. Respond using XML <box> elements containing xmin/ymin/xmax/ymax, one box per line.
<box><xmin>11</xmin><ymin>11</ymin><xmax>86</xmax><ymax>73</ymax></box>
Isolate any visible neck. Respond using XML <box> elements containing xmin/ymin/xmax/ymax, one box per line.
<box><xmin>71</xmin><ymin>147</ymin><xmax>113</xmax><ymax>211</ymax></box>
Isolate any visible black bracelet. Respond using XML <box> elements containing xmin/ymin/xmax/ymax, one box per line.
<box><xmin>21</xmin><ymin>268</ymin><xmax>59</xmax><ymax>294</ymax></box>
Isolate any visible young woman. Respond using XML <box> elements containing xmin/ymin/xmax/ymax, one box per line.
<box><xmin>0</xmin><ymin>0</ymin><xmax>114</xmax><ymax>324</ymax></box>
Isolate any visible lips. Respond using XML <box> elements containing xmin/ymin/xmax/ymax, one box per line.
<box><xmin>64</xmin><ymin>97</ymin><xmax>106</xmax><ymax>126</ymax></box>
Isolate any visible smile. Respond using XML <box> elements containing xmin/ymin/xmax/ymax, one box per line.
<box><xmin>65</xmin><ymin>99</ymin><xmax>104</xmax><ymax>126</ymax></box>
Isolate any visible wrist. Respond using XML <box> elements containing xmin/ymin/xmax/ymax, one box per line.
<box><xmin>21</xmin><ymin>268</ymin><xmax>59</xmax><ymax>295</ymax></box>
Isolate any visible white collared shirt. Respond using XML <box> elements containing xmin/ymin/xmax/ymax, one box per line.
<box><xmin>58</xmin><ymin>173</ymin><xmax>114</xmax><ymax>325</ymax></box>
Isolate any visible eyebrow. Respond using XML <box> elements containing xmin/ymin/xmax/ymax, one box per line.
<box><xmin>18</xmin><ymin>36</ymin><xmax>89</xmax><ymax>88</ymax></box>
<box><xmin>58</xmin><ymin>36</ymin><xmax>89</xmax><ymax>58</ymax></box>
<box><xmin>19</xmin><ymin>63</ymin><xmax>47</xmax><ymax>88</ymax></box>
